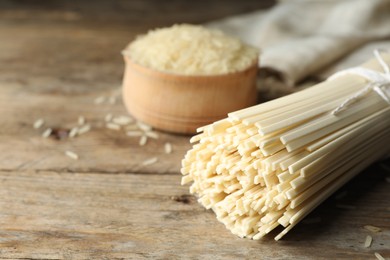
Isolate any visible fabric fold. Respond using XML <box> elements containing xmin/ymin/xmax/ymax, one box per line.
<box><xmin>207</xmin><ymin>0</ymin><xmax>390</xmax><ymax>87</ymax></box>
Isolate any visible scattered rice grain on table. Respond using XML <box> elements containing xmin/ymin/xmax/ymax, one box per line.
<box><xmin>78</xmin><ymin>124</ymin><xmax>91</xmax><ymax>135</ymax></box>
<box><xmin>137</xmin><ymin>121</ymin><xmax>152</xmax><ymax>132</ymax></box>
<box><xmin>126</xmin><ymin>124</ymin><xmax>139</xmax><ymax>130</ymax></box>
<box><xmin>33</xmin><ymin>118</ymin><xmax>45</xmax><ymax>129</ymax></box>
<box><xmin>364</xmin><ymin>225</ymin><xmax>382</xmax><ymax>233</ymax></box>
<box><xmin>142</xmin><ymin>157</ymin><xmax>158</xmax><ymax>166</ymax></box>
<box><xmin>164</xmin><ymin>142</ymin><xmax>172</xmax><ymax>154</ymax></box>
<box><xmin>374</xmin><ymin>252</ymin><xmax>385</xmax><ymax>260</ymax></box>
<box><xmin>69</xmin><ymin>127</ymin><xmax>79</xmax><ymax>138</ymax></box>
<box><xmin>364</xmin><ymin>235</ymin><xmax>373</xmax><ymax>248</ymax></box>
<box><xmin>106</xmin><ymin>123</ymin><xmax>121</xmax><ymax>130</ymax></box>
<box><xmin>65</xmin><ymin>150</ymin><xmax>79</xmax><ymax>160</ymax></box>
<box><xmin>78</xmin><ymin>116</ymin><xmax>85</xmax><ymax>125</ymax></box>
<box><xmin>113</xmin><ymin>116</ymin><xmax>133</xmax><ymax>125</ymax></box>
<box><xmin>145</xmin><ymin>131</ymin><xmax>159</xmax><ymax>139</ymax></box>
<box><xmin>34</xmin><ymin>99</ymin><xmax>169</xmax><ymax>164</ymax></box>
<box><xmin>42</xmin><ymin>128</ymin><xmax>52</xmax><ymax>138</ymax></box>
<box><xmin>139</xmin><ymin>135</ymin><xmax>148</xmax><ymax>146</ymax></box>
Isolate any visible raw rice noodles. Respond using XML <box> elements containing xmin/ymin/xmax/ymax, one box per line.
<box><xmin>181</xmin><ymin>53</ymin><xmax>390</xmax><ymax>240</ymax></box>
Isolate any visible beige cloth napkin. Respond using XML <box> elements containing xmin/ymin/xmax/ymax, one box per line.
<box><xmin>207</xmin><ymin>0</ymin><xmax>390</xmax><ymax>100</ymax></box>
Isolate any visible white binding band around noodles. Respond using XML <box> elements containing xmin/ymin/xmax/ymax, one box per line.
<box><xmin>329</xmin><ymin>49</ymin><xmax>390</xmax><ymax>115</ymax></box>
<box><xmin>181</xmin><ymin>49</ymin><xmax>390</xmax><ymax>240</ymax></box>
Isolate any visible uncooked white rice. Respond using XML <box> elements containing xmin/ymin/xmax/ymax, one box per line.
<box><xmin>65</xmin><ymin>150</ymin><xmax>79</xmax><ymax>160</ymax></box>
<box><xmin>42</xmin><ymin>128</ymin><xmax>52</xmax><ymax>138</ymax></box>
<box><xmin>374</xmin><ymin>252</ymin><xmax>385</xmax><ymax>260</ymax></box>
<box><xmin>142</xmin><ymin>157</ymin><xmax>158</xmax><ymax>166</ymax></box>
<box><xmin>78</xmin><ymin>116</ymin><xmax>86</xmax><ymax>125</ymax></box>
<box><xmin>124</xmin><ymin>24</ymin><xmax>259</xmax><ymax>75</ymax></box>
<box><xmin>113</xmin><ymin>116</ymin><xmax>133</xmax><ymax>125</ymax></box>
<box><xmin>106</xmin><ymin>123</ymin><xmax>121</xmax><ymax>131</ymax></box>
<box><xmin>69</xmin><ymin>127</ymin><xmax>79</xmax><ymax>138</ymax></box>
<box><xmin>126</xmin><ymin>124</ymin><xmax>139</xmax><ymax>131</ymax></box>
<box><xmin>33</xmin><ymin>118</ymin><xmax>45</xmax><ymax>129</ymax></box>
<box><xmin>78</xmin><ymin>124</ymin><xmax>91</xmax><ymax>135</ymax></box>
<box><xmin>137</xmin><ymin>121</ymin><xmax>152</xmax><ymax>132</ymax></box>
<box><xmin>126</xmin><ymin>130</ymin><xmax>143</xmax><ymax>137</ymax></box>
<box><xmin>164</xmin><ymin>142</ymin><xmax>172</xmax><ymax>154</ymax></box>
<box><xmin>139</xmin><ymin>135</ymin><xmax>148</xmax><ymax>146</ymax></box>
<box><xmin>364</xmin><ymin>225</ymin><xmax>382</xmax><ymax>233</ymax></box>
<box><xmin>145</xmin><ymin>131</ymin><xmax>159</xmax><ymax>139</ymax></box>
<box><xmin>94</xmin><ymin>96</ymin><xmax>106</xmax><ymax>104</ymax></box>
<box><xmin>364</xmin><ymin>235</ymin><xmax>373</xmax><ymax>248</ymax></box>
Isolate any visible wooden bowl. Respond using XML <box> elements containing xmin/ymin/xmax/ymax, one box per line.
<box><xmin>122</xmin><ymin>56</ymin><xmax>258</xmax><ymax>134</ymax></box>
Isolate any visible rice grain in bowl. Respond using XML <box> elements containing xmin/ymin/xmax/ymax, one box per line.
<box><xmin>122</xmin><ymin>24</ymin><xmax>259</xmax><ymax>134</ymax></box>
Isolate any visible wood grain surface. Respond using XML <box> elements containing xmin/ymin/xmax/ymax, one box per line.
<box><xmin>0</xmin><ymin>0</ymin><xmax>389</xmax><ymax>259</ymax></box>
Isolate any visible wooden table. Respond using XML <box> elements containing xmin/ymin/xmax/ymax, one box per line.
<box><xmin>0</xmin><ymin>1</ymin><xmax>389</xmax><ymax>259</ymax></box>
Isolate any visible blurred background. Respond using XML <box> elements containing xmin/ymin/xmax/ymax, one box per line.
<box><xmin>0</xmin><ymin>0</ymin><xmax>274</xmax><ymax>94</ymax></box>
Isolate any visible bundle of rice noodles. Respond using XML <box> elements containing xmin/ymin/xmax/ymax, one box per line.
<box><xmin>181</xmin><ymin>51</ymin><xmax>390</xmax><ymax>240</ymax></box>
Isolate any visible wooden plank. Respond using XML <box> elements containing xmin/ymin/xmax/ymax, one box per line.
<box><xmin>0</xmin><ymin>84</ymin><xmax>191</xmax><ymax>174</ymax></box>
<box><xmin>0</xmin><ymin>1</ymin><xmax>389</xmax><ymax>259</ymax></box>
<box><xmin>0</xmin><ymin>168</ymin><xmax>388</xmax><ymax>259</ymax></box>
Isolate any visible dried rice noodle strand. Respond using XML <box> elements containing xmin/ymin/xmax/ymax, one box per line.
<box><xmin>181</xmin><ymin>53</ymin><xmax>390</xmax><ymax>240</ymax></box>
